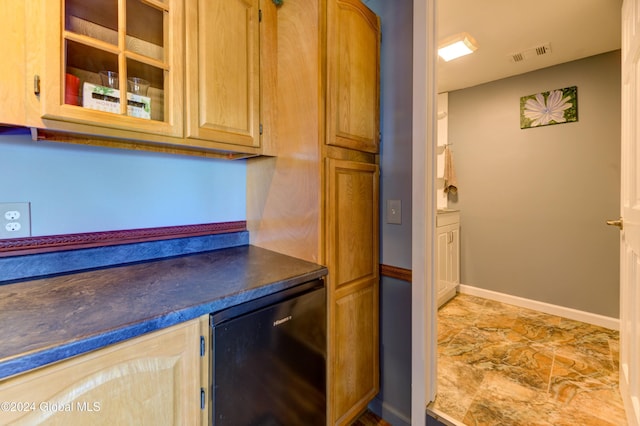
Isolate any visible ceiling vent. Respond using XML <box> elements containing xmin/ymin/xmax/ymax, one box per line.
<box><xmin>510</xmin><ymin>43</ymin><xmax>552</xmax><ymax>63</ymax></box>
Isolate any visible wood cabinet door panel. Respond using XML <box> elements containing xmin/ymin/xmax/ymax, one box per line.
<box><xmin>326</xmin><ymin>157</ymin><xmax>379</xmax><ymax>425</ymax></box>
<box><xmin>332</xmin><ymin>281</ymin><xmax>379</xmax><ymax>425</ymax></box>
<box><xmin>327</xmin><ymin>158</ymin><xmax>379</xmax><ymax>290</ymax></box>
<box><xmin>327</xmin><ymin>0</ymin><xmax>380</xmax><ymax>153</ymax></box>
<box><xmin>186</xmin><ymin>0</ymin><xmax>260</xmax><ymax>148</ymax></box>
<box><xmin>0</xmin><ymin>320</ymin><xmax>202</xmax><ymax>425</ymax></box>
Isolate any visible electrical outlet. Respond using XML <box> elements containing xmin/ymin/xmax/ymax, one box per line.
<box><xmin>5</xmin><ymin>210</ymin><xmax>20</xmax><ymax>220</ymax></box>
<box><xmin>5</xmin><ymin>222</ymin><xmax>22</xmax><ymax>232</ymax></box>
<box><xmin>0</xmin><ymin>202</ymin><xmax>31</xmax><ymax>238</ymax></box>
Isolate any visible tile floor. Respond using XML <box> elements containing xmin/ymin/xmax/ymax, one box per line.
<box><xmin>432</xmin><ymin>293</ymin><xmax>628</xmax><ymax>426</ymax></box>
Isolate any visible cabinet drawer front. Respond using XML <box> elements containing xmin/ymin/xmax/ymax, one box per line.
<box><xmin>436</xmin><ymin>211</ymin><xmax>460</xmax><ymax>227</ymax></box>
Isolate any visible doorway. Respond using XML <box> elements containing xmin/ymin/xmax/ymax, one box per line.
<box><xmin>422</xmin><ymin>1</ymin><xmax>632</xmax><ymax>424</ymax></box>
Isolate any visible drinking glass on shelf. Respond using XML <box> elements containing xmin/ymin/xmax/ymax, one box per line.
<box><xmin>127</xmin><ymin>77</ymin><xmax>150</xmax><ymax>96</ymax></box>
<box><xmin>99</xmin><ymin>71</ymin><xmax>119</xmax><ymax>89</ymax></box>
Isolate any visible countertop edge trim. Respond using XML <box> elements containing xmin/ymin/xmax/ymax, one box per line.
<box><xmin>0</xmin><ymin>221</ymin><xmax>247</xmax><ymax>257</ymax></box>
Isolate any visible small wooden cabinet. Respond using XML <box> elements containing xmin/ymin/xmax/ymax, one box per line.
<box><xmin>185</xmin><ymin>0</ymin><xmax>262</xmax><ymax>151</ymax></box>
<box><xmin>326</xmin><ymin>0</ymin><xmax>380</xmax><ymax>153</ymax></box>
<box><xmin>0</xmin><ymin>317</ymin><xmax>209</xmax><ymax>425</ymax></box>
<box><xmin>436</xmin><ymin>210</ymin><xmax>460</xmax><ymax>307</ymax></box>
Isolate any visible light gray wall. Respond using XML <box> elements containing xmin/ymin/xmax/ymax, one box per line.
<box><xmin>365</xmin><ymin>0</ymin><xmax>413</xmax><ymax>424</ymax></box>
<box><xmin>448</xmin><ymin>50</ymin><xmax>621</xmax><ymax>318</ymax></box>
<box><xmin>0</xmin><ymin>129</ymin><xmax>246</xmax><ymax>236</ymax></box>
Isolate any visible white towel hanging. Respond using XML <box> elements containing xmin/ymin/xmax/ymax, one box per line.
<box><xmin>443</xmin><ymin>146</ymin><xmax>458</xmax><ymax>194</ymax></box>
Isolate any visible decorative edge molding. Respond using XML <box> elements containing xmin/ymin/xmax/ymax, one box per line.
<box><xmin>459</xmin><ymin>284</ymin><xmax>620</xmax><ymax>331</ymax></box>
<box><xmin>0</xmin><ymin>221</ymin><xmax>247</xmax><ymax>258</ymax></box>
<box><xmin>380</xmin><ymin>264</ymin><xmax>412</xmax><ymax>282</ymax></box>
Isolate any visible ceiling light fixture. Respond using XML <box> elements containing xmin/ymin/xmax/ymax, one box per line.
<box><xmin>438</xmin><ymin>33</ymin><xmax>478</xmax><ymax>62</ymax></box>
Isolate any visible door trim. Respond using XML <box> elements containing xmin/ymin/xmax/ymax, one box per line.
<box><xmin>412</xmin><ymin>1</ymin><xmax>437</xmax><ymax>425</ymax></box>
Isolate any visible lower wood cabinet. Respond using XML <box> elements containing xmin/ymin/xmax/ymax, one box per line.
<box><xmin>0</xmin><ymin>316</ymin><xmax>209</xmax><ymax>425</ymax></box>
<box><xmin>327</xmin><ymin>158</ymin><xmax>379</xmax><ymax>425</ymax></box>
<box><xmin>332</xmin><ymin>285</ymin><xmax>378</xmax><ymax>422</ymax></box>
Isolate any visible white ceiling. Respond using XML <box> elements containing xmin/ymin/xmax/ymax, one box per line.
<box><xmin>437</xmin><ymin>0</ymin><xmax>622</xmax><ymax>93</ymax></box>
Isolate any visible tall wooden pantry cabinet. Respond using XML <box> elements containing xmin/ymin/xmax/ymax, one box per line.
<box><xmin>247</xmin><ymin>0</ymin><xmax>380</xmax><ymax>424</ymax></box>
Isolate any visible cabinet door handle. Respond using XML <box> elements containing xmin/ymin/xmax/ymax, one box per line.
<box><xmin>34</xmin><ymin>75</ymin><xmax>41</xmax><ymax>96</ymax></box>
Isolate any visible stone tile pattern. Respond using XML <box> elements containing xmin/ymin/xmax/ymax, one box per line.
<box><xmin>433</xmin><ymin>294</ymin><xmax>627</xmax><ymax>426</ymax></box>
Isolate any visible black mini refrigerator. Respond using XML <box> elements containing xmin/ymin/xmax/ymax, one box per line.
<box><xmin>210</xmin><ymin>279</ymin><xmax>326</xmax><ymax>425</ymax></box>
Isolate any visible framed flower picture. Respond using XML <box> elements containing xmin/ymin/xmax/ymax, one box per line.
<box><xmin>520</xmin><ymin>86</ymin><xmax>578</xmax><ymax>129</ymax></box>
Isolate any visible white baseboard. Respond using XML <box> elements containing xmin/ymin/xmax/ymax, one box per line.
<box><xmin>368</xmin><ymin>398</ymin><xmax>411</xmax><ymax>426</ymax></box>
<box><xmin>458</xmin><ymin>284</ymin><xmax>620</xmax><ymax>331</ymax></box>
<box><xmin>426</xmin><ymin>403</ymin><xmax>465</xmax><ymax>426</ymax></box>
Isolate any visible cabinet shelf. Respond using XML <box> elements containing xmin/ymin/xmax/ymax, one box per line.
<box><xmin>65</xmin><ymin>0</ymin><xmax>165</xmax><ymax>47</ymax></box>
<box><xmin>65</xmin><ymin>16</ymin><xmax>165</xmax><ymax>88</ymax></box>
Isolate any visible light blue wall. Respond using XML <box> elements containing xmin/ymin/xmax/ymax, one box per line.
<box><xmin>366</xmin><ymin>0</ymin><xmax>413</xmax><ymax>269</ymax></box>
<box><xmin>364</xmin><ymin>1</ymin><xmax>413</xmax><ymax>425</ymax></box>
<box><xmin>0</xmin><ymin>129</ymin><xmax>246</xmax><ymax>236</ymax></box>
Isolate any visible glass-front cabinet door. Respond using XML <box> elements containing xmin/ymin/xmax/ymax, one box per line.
<box><xmin>36</xmin><ymin>0</ymin><xmax>183</xmax><ymax>138</ymax></box>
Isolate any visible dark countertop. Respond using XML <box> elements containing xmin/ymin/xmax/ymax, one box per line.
<box><xmin>0</xmin><ymin>245</ymin><xmax>327</xmax><ymax>380</ymax></box>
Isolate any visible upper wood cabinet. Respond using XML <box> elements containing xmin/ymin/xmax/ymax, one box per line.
<box><xmin>27</xmin><ymin>0</ymin><xmax>185</xmax><ymax>139</ymax></box>
<box><xmin>326</xmin><ymin>0</ymin><xmax>380</xmax><ymax>153</ymax></box>
<box><xmin>0</xmin><ymin>0</ymin><xmax>270</xmax><ymax>158</ymax></box>
<box><xmin>185</xmin><ymin>0</ymin><xmax>261</xmax><ymax>150</ymax></box>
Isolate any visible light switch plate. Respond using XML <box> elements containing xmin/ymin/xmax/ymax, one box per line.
<box><xmin>387</xmin><ymin>199</ymin><xmax>402</xmax><ymax>224</ymax></box>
